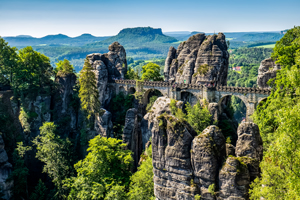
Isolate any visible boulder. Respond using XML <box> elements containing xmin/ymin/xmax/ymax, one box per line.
<box><xmin>164</xmin><ymin>33</ymin><xmax>229</xmax><ymax>86</ymax></box>
<box><xmin>257</xmin><ymin>58</ymin><xmax>281</xmax><ymax>88</ymax></box>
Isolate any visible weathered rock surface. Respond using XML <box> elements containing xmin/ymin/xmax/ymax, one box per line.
<box><xmin>257</xmin><ymin>58</ymin><xmax>281</xmax><ymax>88</ymax></box>
<box><xmin>191</xmin><ymin>125</ymin><xmax>226</xmax><ymax>200</ymax></box>
<box><xmin>236</xmin><ymin>122</ymin><xmax>263</xmax><ymax>181</ymax></box>
<box><xmin>218</xmin><ymin>157</ymin><xmax>250</xmax><ymax>200</ymax></box>
<box><xmin>53</xmin><ymin>73</ymin><xmax>78</xmax><ymax>135</ymax></box>
<box><xmin>153</xmin><ymin>114</ymin><xmax>198</xmax><ymax>200</ymax></box>
<box><xmin>87</xmin><ymin>42</ymin><xmax>127</xmax><ymax>107</ymax></box>
<box><xmin>208</xmin><ymin>103</ymin><xmax>220</xmax><ymax>123</ymax></box>
<box><xmin>94</xmin><ymin>109</ymin><xmax>114</xmax><ymax>138</ymax></box>
<box><xmin>164</xmin><ymin>33</ymin><xmax>229</xmax><ymax>86</ymax></box>
<box><xmin>122</xmin><ymin>108</ymin><xmax>142</xmax><ymax>170</ymax></box>
<box><xmin>225</xmin><ymin>144</ymin><xmax>235</xmax><ymax>157</ymax></box>
<box><xmin>0</xmin><ymin>135</ymin><xmax>12</xmax><ymax>200</ymax></box>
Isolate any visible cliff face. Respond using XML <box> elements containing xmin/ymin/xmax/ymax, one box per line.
<box><xmin>257</xmin><ymin>58</ymin><xmax>281</xmax><ymax>88</ymax></box>
<box><xmin>87</xmin><ymin>42</ymin><xmax>127</xmax><ymax>107</ymax></box>
<box><xmin>0</xmin><ymin>135</ymin><xmax>12</xmax><ymax>200</ymax></box>
<box><xmin>150</xmin><ymin>98</ymin><xmax>263</xmax><ymax>200</ymax></box>
<box><xmin>164</xmin><ymin>33</ymin><xmax>229</xmax><ymax>86</ymax></box>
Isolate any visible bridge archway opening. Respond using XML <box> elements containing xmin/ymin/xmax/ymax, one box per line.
<box><xmin>257</xmin><ymin>97</ymin><xmax>268</xmax><ymax>108</ymax></box>
<box><xmin>180</xmin><ymin>91</ymin><xmax>198</xmax><ymax>108</ymax></box>
<box><xmin>128</xmin><ymin>87</ymin><xmax>136</xmax><ymax>95</ymax></box>
<box><xmin>218</xmin><ymin>95</ymin><xmax>247</xmax><ymax>124</ymax></box>
<box><xmin>143</xmin><ymin>89</ymin><xmax>163</xmax><ymax>106</ymax></box>
<box><xmin>119</xmin><ymin>86</ymin><xmax>126</xmax><ymax>94</ymax></box>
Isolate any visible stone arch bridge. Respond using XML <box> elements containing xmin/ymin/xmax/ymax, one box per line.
<box><xmin>109</xmin><ymin>80</ymin><xmax>271</xmax><ymax>121</ymax></box>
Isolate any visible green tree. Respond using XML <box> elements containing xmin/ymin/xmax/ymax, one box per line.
<box><xmin>65</xmin><ymin>136</ymin><xmax>133</xmax><ymax>200</ymax></box>
<box><xmin>185</xmin><ymin>102</ymin><xmax>212</xmax><ymax>134</ymax></box>
<box><xmin>54</xmin><ymin>59</ymin><xmax>75</xmax><ymax>75</ymax></box>
<box><xmin>30</xmin><ymin>179</ymin><xmax>48</xmax><ymax>200</ymax></box>
<box><xmin>141</xmin><ymin>62</ymin><xmax>163</xmax><ymax>81</ymax></box>
<box><xmin>17</xmin><ymin>46</ymin><xmax>54</xmax><ymax>94</ymax></box>
<box><xmin>79</xmin><ymin>58</ymin><xmax>100</xmax><ymax>120</ymax></box>
<box><xmin>125</xmin><ymin>67</ymin><xmax>140</xmax><ymax>80</ymax></box>
<box><xmin>0</xmin><ymin>37</ymin><xmax>19</xmax><ymax>86</ymax></box>
<box><xmin>33</xmin><ymin>122</ymin><xmax>74</xmax><ymax>199</ymax></box>
<box><xmin>250</xmin><ymin>26</ymin><xmax>300</xmax><ymax>199</ymax></box>
<box><xmin>8</xmin><ymin>142</ymin><xmax>32</xmax><ymax>200</ymax></box>
<box><xmin>128</xmin><ymin>145</ymin><xmax>155</xmax><ymax>200</ymax></box>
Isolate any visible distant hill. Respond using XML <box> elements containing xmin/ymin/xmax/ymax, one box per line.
<box><xmin>87</xmin><ymin>27</ymin><xmax>178</xmax><ymax>47</ymax></box>
<box><xmin>2</xmin><ymin>34</ymin><xmax>110</xmax><ymax>47</ymax></box>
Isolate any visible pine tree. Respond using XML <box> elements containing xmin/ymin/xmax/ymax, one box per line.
<box><xmin>30</xmin><ymin>179</ymin><xmax>47</xmax><ymax>200</ymax></box>
<box><xmin>78</xmin><ymin>58</ymin><xmax>100</xmax><ymax>120</ymax></box>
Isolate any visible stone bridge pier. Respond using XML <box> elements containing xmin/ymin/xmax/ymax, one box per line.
<box><xmin>110</xmin><ymin>80</ymin><xmax>271</xmax><ymax>122</ymax></box>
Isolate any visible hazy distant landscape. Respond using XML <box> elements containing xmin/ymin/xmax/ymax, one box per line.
<box><xmin>2</xmin><ymin>27</ymin><xmax>285</xmax><ymax>72</ymax></box>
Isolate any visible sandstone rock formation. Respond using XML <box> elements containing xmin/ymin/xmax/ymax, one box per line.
<box><xmin>236</xmin><ymin>122</ymin><xmax>263</xmax><ymax>181</ymax></box>
<box><xmin>191</xmin><ymin>125</ymin><xmax>226</xmax><ymax>199</ymax></box>
<box><xmin>87</xmin><ymin>42</ymin><xmax>127</xmax><ymax>107</ymax></box>
<box><xmin>94</xmin><ymin>109</ymin><xmax>114</xmax><ymax>138</ymax></box>
<box><xmin>153</xmin><ymin>113</ymin><xmax>198</xmax><ymax>200</ymax></box>
<box><xmin>122</xmin><ymin>108</ymin><xmax>142</xmax><ymax>170</ymax></box>
<box><xmin>257</xmin><ymin>58</ymin><xmax>281</xmax><ymax>88</ymax></box>
<box><xmin>218</xmin><ymin>157</ymin><xmax>250</xmax><ymax>200</ymax></box>
<box><xmin>53</xmin><ymin>73</ymin><xmax>78</xmax><ymax>135</ymax></box>
<box><xmin>150</xmin><ymin>97</ymin><xmax>263</xmax><ymax>200</ymax></box>
<box><xmin>164</xmin><ymin>33</ymin><xmax>229</xmax><ymax>86</ymax></box>
<box><xmin>0</xmin><ymin>135</ymin><xmax>13</xmax><ymax>200</ymax></box>
<box><xmin>141</xmin><ymin>97</ymin><xmax>183</xmax><ymax>148</ymax></box>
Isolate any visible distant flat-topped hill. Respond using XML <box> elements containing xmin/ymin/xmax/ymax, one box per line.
<box><xmin>87</xmin><ymin>27</ymin><xmax>178</xmax><ymax>47</ymax></box>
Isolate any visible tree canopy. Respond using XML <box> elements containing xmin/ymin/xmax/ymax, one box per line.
<box><xmin>250</xmin><ymin>26</ymin><xmax>300</xmax><ymax>199</ymax></box>
<box><xmin>54</xmin><ymin>59</ymin><xmax>75</xmax><ymax>75</ymax></box>
<box><xmin>141</xmin><ymin>62</ymin><xmax>163</xmax><ymax>81</ymax></box>
<box><xmin>65</xmin><ymin>136</ymin><xmax>133</xmax><ymax>200</ymax></box>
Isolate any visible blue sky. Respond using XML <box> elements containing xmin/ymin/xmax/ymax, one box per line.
<box><xmin>0</xmin><ymin>0</ymin><xmax>299</xmax><ymax>37</ymax></box>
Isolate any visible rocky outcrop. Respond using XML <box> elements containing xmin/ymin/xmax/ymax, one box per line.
<box><xmin>191</xmin><ymin>126</ymin><xmax>226</xmax><ymax>199</ymax></box>
<box><xmin>87</xmin><ymin>42</ymin><xmax>127</xmax><ymax>107</ymax></box>
<box><xmin>236</xmin><ymin>122</ymin><xmax>263</xmax><ymax>181</ymax></box>
<box><xmin>257</xmin><ymin>58</ymin><xmax>281</xmax><ymax>88</ymax></box>
<box><xmin>141</xmin><ymin>97</ymin><xmax>183</xmax><ymax>149</ymax></box>
<box><xmin>164</xmin><ymin>33</ymin><xmax>229</xmax><ymax>86</ymax></box>
<box><xmin>0</xmin><ymin>135</ymin><xmax>12</xmax><ymax>200</ymax></box>
<box><xmin>218</xmin><ymin>157</ymin><xmax>250</xmax><ymax>200</ymax></box>
<box><xmin>94</xmin><ymin>109</ymin><xmax>114</xmax><ymax>138</ymax></box>
<box><xmin>208</xmin><ymin>103</ymin><xmax>220</xmax><ymax>123</ymax></box>
<box><xmin>149</xmin><ymin>97</ymin><xmax>263</xmax><ymax>200</ymax></box>
<box><xmin>153</xmin><ymin>114</ymin><xmax>198</xmax><ymax>200</ymax></box>
<box><xmin>122</xmin><ymin>108</ymin><xmax>142</xmax><ymax>170</ymax></box>
<box><xmin>53</xmin><ymin>73</ymin><xmax>78</xmax><ymax>136</ymax></box>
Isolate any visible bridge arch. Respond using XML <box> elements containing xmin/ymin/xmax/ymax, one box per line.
<box><xmin>180</xmin><ymin>91</ymin><xmax>198</xmax><ymax>107</ymax></box>
<box><xmin>118</xmin><ymin>86</ymin><xmax>126</xmax><ymax>94</ymax></box>
<box><xmin>142</xmin><ymin>88</ymin><xmax>163</xmax><ymax>105</ymax></box>
<box><xmin>218</xmin><ymin>94</ymin><xmax>249</xmax><ymax>123</ymax></box>
<box><xmin>128</xmin><ymin>87</ymin><xmax>136</xmax><ymax>95</ymax></box>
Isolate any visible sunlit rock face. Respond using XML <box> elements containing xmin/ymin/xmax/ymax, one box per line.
<box><xmin>257</xmin><ymin>58</ymin><xmax>281</xmax><ymax>88</ymax></box>
<box><xmin>164</xmin><ymin>33</ymin><xmax>229</xmax><ymax>86</ymax></box>
<box><xmin>87</xmin><ymin>42</ymin><xmax>127</xmax><ymax>107</ymax></box>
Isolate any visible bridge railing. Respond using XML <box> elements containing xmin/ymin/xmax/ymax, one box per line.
<box><xmin>216</xmin><ymin>86</ymin><xmax>271</xmax><ymax>94</ymax></box>
<box><xmin>111</xmin><ymin>80</ymin><xmax>271</xmax><ymax>94</ymax></box>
